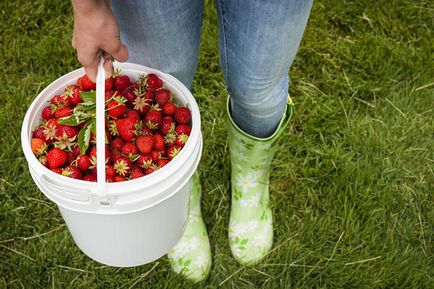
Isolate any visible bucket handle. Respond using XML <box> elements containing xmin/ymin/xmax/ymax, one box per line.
<box><xmin>94</xmin><ymin>56</ymin><xmax>108</xmax><ymax>204</ymax></box>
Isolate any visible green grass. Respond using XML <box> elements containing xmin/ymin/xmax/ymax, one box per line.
<box><xmin>1</xmin><ymin>0</ymin><xmax>433</xmax><ymax>288</ymax></box>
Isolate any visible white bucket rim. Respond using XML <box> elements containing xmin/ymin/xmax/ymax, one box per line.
<box><xmin>21</xmin><ymin>62</ymin><xmax>201</xmax><ymax>212</ymax></box>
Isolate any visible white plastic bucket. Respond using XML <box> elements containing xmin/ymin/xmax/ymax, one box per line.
<box><xmin>21</xmin><ymin>63</ymin><xmax>202</xmax><ymax>267</ymax></box>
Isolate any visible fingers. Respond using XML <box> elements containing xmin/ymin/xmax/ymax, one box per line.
<box><xmin>104</xmin><ymin>40</ymin><xmax>129</xmax><ymax>63</ymax></box>
<box><xmin>103</xmin><ymin>52</ymin><xmax>114</xmax><ymax>78</ymax></box>
<box><xmin>77</xmin><ymin>48</ymin><xmax>100</xmax><ymax>82</ymax></box>
<box><xmin>98</xmin><ymin>40</ymin><xmax>129</xmax><ymax>79</ymax></box>
<box><xmin>76</xmin><ymin>42</ymin><xmax>127</xmax><ymax>82</ymax></box>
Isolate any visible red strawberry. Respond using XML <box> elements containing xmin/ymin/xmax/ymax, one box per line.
<box><xmin>80</xmin><ymin>74</ymin><xmax>96</xmax><ymax>91</ymax></box>
<box><xmin>145</xmin><ymin>74</ymin><xmax>163</xmax><ymax>91</ymax></box>
<box><xmin>111</xmin><ymin>150</ymin><xmax>123</xmax><ymax>163</ymax></box>
<box><xmin>51</xmin><ymin>95</ymin><xmax>68</xmax><ymax>107</ymax></box>
<box><xmin>110</xmin><ymin>137</ymin><xmax>125</xmax><ymax>151</ymax></box>
<box><xmin>137</xmin><ymin>153</ymin><xmax>153</xmax><ymax>168</ymax></box>
<box><xmin>175</xmin><ymin>124</ymin><xmax>191</xmax><ymax>136</ymax></box>
<box><xmin>157</xmin><ymin>159</ymin><xmax>170</xmax><ymax>168</ymax></box>
<box><xmin>174</xmin><ymin>107</ymin><xmax>191</xmax><ymax>124</ymax></box>
<box><xmin>117</xmin><ymin>118</ymin><xmax>140</xmax><ymax>142</ymax></box>
<box><xmin>67</xmin><ymin>151</ymin><xmax>75</xmax><ymax>163</ymax></box>
<box><xmin>113</xmin><ymin>157</ymin><xmax>132</xmax><ymax>176</ymax></box>
<box><xmin>62</xmin><ymin>166</ymin><xmax>82</xmax><ymax>179</ymax></box>
<box><xmin>89</xmin><ymin>145</ymin><xmax>111</xmax><ymax>164</ymax></box>
<box><xmin>167</xmin><ymin>145</ymin><xmax>182</xmax><ymax>160</ymax></box>
<box><xmin>145</xmin><ymin>165</ymin><xmax>157</xmax><ymax>175</ymax></box>
<box><xmin>56</xmin><ymin>125</ymin><xmax>78</xmax><ymax>139</ymax></box>
<box><xmin>114</xmin><ymin>74</ymin><xmax>131</xmax><ymax>92</ymax></box>
<box><xmin>121</xmin><ymin>85</ymin><xmax>136</xmax><ymax>105</ymax></box>
<box><xmin>126</xmin><ymin>110</ymin><xmax>140</xmax><ymax>120</ymax></box>
<box><xmin>115</xmin><ymin>175</ymin><xmax>126</xmax><ymax>182</ymax></box>
<box><xmin>106</xmin><ymin>129</ymin><xmax>112</xmax><ymax>143</ymax></box>
<box><xmin>42</xmin><ymin>106</ymin><xmax>53</xmax><ymax>120</ymax></box>
<box><xmin>31</xmin><ymin>138</ymin><xmax>47</xmax><ymax>155</ymax></box>
<box><xmin>72</xmin><ymin>145</ymin><xmax>81</xmax><ymax>158</ymax></box>
<box><xmin>141</xmin><ymin>124</ymin><xmax>152</xmax><ymax>135</ymax></box>
<box><xmin>47</xmin><ymin>148</ymin><xmax>68</xmax><ymax>169</ymax></box>
<box><xmin>160</xmin><ymin>118</ymin><xmax>175</xmax><ymax>135</ymax></box>
<box><xmin>163</xmin><ymin>102</ymin><xmax>176</xmax><ymax>115</ymax></box>
<box><xmin>43</xmin><ymin>119</ymin><xmax>59</xmax><ymax>142</ymax></box>
<box><xmin>105</xmin><ymin>90</ymin><xmax>117</xmax><ymax>100</ymax></box>
<box><xmin>153</xmin><ymin>134</ymin><xmax>165</xmax><ymax>151</ymax></box>
<box><xmin>64</xmin><ymin>85</ymin><xmax>82</xmax><ymax>106</ymax></box>
<box><xmin>106</xmin><ymin>165</ymin><xmax>117</xmax><ymax>178</ymax></box>
<box><xmin>121</xmin><ymin>142</ymin><xmax>138</xmax><ymax>155</ymax></box>
<box><xmin>105</xmin><ymin>76</ymin><xmax>114</xmax><ymax>91</ymax></box>
<box><xmin>51</xmin><ymin>168</ymin><xmax>63</xmax><ymax>174</ymax></box>
<box><xmin>159</xmin><ymin>149</ymin><xmax>167</xmax><ymax>158</ymax></box>
<box><xmin>154</xmin><ymin>89</ymin><xmax>171</xmax><ymax>107</ymax></box>
<box><xmin>150</xmin><ymin>150</ymin><xmax>162</xmax><ymax>163</ymax></box>
<box><xmin>135</xmin><ymin>135</ymin><xmax>154</xmax><ymax>154</ymax></box>
<box><xmin>76</xmin><ymin>155</ymin><xmax>91</xmax><ymax>171</ymax></box>
<box><xmin>130</xmin><ymin>168</ymin><xmax>145</xmax><ymax>179</ymax></box>
<box><xmin>83</xmin><ymin>174</ymin><xmax>97</xmax><ymax>182</ymax></box>
<box><xmin>55</xmin><ymin>125</ymin><xmax>78</xmax><ymax>150</ymax></box>
<box><xmin>33</xmin><ymin>127</ymin><xmax>46</xmax><ymax>140</ymax></box>
<box><xmin>143</xmin><ymin>90</ymin><xmax>154</xmax><ymax>102</ymax></box>
<box><xmin>107</xmin><ymin>97</ymin><xmax>127</xmax><ymax>118</ymax></box>
<box><xmin>145</xmin><ymin>110</ymin><xmax>162</xmax><ymax>130</ymax></box>
<box><xmin>54</xmin><ymin>107</ymin><xmax>72</xmax><ymax>119</ymax></box>
<box><xmin>175</xmin><ymin>134</ymin><xmax>189</xmax><ymax>147</ymax></box>
<box><xmin>133</xmin><ymin>94</ymin><xmax>151</xmax><ymax>114</ymax></box>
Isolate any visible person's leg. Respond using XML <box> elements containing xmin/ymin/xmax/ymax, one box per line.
<box><xmin>216</xmin><ymin>0</ymin><xmax>313</xmax><ymax>264</ymax></box>
<box><xmin>111</xmin><ymin>0</ymin><xmax>211</xmax><ymax>282</ymax></box>
<box><xmin>111</xmin><ymin>0</ymin><xmax>204</xmax><ymax>88</ymax></box>
<box><xmin>216</xmin><ymin>0</ymin><xmax>313</xmax><ymax>138</ymax></box>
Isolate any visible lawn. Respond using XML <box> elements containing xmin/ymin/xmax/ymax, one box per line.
<box><xmin>1</xmin><ymin>0</ymin><xmax>433</xmax><ymax>288</ymax></box>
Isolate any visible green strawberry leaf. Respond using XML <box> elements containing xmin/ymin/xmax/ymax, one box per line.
<box><xmin>75</xmin><ymin>102</ymin><xmax>95</xmax><ymax>112</ymax></box>
<box><xmin>90</xmin><ymin>118</ymin><xmax>97</xmax><ymax>136</ymax></box>
<box><xmin>89</xmin><ymin>118</ymin><xmax>110</xmax><ymax>145</ymax></box>
<box><xmin>241</xmin><ymin>239</ymin><xmax>248</xmax><ymax>245</ymax></box>
<box><xmin>78</xmin><ymin>121</ymin><xmax>93</xmax><ymax>155</ymax></box>
<box><xmin>80</xmin><ymin>91</ymin><xmax>96</xmax><ymax>103</ymax></box>
<box><xmin>58</xmin><ymin>112</ymin><xmax>91</xmax><ymax>126</ymax></box>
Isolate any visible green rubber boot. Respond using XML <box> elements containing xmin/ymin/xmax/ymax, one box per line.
<box><xmin>227</xmin><ymin>96</ymin><xmax>294</xmax><ymax>265</ymax></box>
<box><xmin>167</xmin><ymin>172</ymin><xmax>211</xmax><ymax>282</ymax></box>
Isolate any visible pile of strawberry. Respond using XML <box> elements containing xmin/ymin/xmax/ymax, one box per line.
<box><xmin>31</xmin><ymin>71</ymin><xmax>192</xmax><ymax>182</ymax></box>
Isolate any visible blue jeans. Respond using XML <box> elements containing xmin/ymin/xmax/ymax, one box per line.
<box><xmin>111</xmin><ymin>0</ymin><xmax>313</xmax><ymax>137</ymax></box>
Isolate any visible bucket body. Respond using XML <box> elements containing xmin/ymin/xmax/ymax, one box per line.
<box><xmin>21</xmin><ymin>63</ymin><xmax>202</xmax><ymax>267</ymax></box>
<box><xmin>58</xmin><ymin>180</ymin><xmax>190</xmax><ymax>267</ymax></box>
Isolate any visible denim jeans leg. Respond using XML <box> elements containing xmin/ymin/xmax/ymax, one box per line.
<box><xmin>216</xmin><ymin>0</ymin><xmax>313</xmax><ymax>137</ymax></box>
<box><xmin>110</xmin><ymin>0</ymin><xmax>204</xmax><ymax>89</ymax></box>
